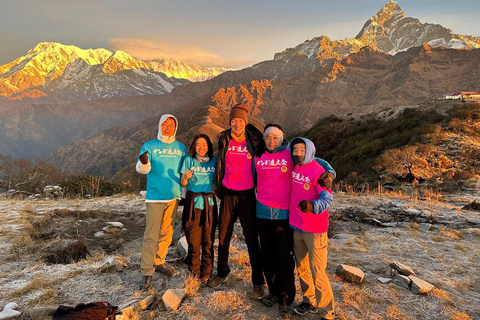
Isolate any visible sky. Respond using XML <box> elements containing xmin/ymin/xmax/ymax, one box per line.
<box><xmin>1</xmin><ymin>0</ymin><xmax>480</xmax><ymax>68</ymax></box>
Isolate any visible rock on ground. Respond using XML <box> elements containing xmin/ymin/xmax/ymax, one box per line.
<box><xmin>162</xmin><ymin>289</ymin><xmax>186</xmax><ymax>311</ymax></box>
<box><xmin>335</xmin><ymin>264</ymin><xmax>365</xmax><ymax>283</ymax></box>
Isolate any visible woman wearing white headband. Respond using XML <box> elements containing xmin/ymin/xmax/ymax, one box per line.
<box><xmin>255</xmin><ymin>124</ymin><xmax>336</xmax><ymax>314</ymax></box>
<box><xmin>254</xmin><ymin>123</ymin><xmax>294</xmax><ymax>313</ymax></box>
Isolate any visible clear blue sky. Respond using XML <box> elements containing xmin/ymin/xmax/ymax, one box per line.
<box><xmin>1</xmin><ymin>0</ymin><xmax>479</xmax><ymax>68</ymax></box>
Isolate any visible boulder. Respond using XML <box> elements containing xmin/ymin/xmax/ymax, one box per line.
<box><xmin>99</xmin><ymin>258</ymin><xmax>124</xmax><ymax>273</ymax></box>
<box><xmin>95</xmin><ymin>225</ymin><xmax>127</xmax><ymax>252</ymax></box>
<box><xmin>0</xmin><ymin>302</ymin><xmax>21</xmax><ymax>320</ymax></box>
<box><xmin>43</xmin><ymin>185</ymin><xmax>63</xmax><ymax>200</ymax></box>
<box><xmin>177</xmin><ymin>236</ymin><xmax>188</xmax><ymax>259</ymax></box>
<box><xmin>21</xmin><ymin>307</ymin><xmax>57</xmax><ymax>319</ymax></box>
<box><xmin>106</xmin><ymin>222</ymin><xmax>124</xmax><ymax>228</ymax></box>
<box><xmin>394</xmin><ymin>274</ymin><xmax>411</xmax><ymax>289</ymax></box>
<box><xmin>409</xmin><ymin>276</ymin><xmax>435</xmax><ymax>294</ymax></box>
<box><xmin>377</xmin><ymin>277</ymin><xmax>392</xmax><ymax>284</ymax></box>
<box><xmin>103</xmin><ymin>226</ymin><xmax>122</xmax><ymax>233</ymax></box>
<box><xmin>172</xmin><ymin>223</ymin><xmax>183</xmax><ymax>242</ymax></box>
<box><xmin>335</xmin><ymin>264</ymin><xmax>364</xmax><ymax>283</ymax></box>
<box><xmin>162</xmin><ymin>289</ymin><xmax>185</xmax><ymax>311</ymax></box>
<box><xmin>390</xmin><ymin>261</ymin><xmax>415</xmax><ymax>276</ymax></box>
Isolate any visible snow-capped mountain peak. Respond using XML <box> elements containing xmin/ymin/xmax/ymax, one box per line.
<box><xmin>273</xmin><ymin>0</ymin><xmax>479</xmax><ymax>68</ymax></box>
<box><xmin>355</xmin><ymin>0</ymin><xmax>406</xmax><ymax>40</ymax></box>
<box><xmin>146</xmin><ymin>59</ymin><xmax>234</xmax><ymax>82</ymax></box>
<box><xmin>0</xmin><ymin>42</ymin><xmax>234</xmax><ymax>101</ymax></box>
<box><xmin>0</xmin><ymin>42</ymin><xmax>187</xmax><ymax>102</ymax></box>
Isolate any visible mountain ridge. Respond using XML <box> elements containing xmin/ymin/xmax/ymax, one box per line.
<box><xmin>3</xmin><ymin>1</ymin><xmax>479</xmax><ymax>103</ymax></box>
<box><xmin>146</xmin><ymin>59</ymin><xmax>234</xmax><ymax>82</ymax></box>
<box><xmin>0</xmin><ymin>42</ymin><xmax>231</xmax><ymax>102</ymax></box>
<box><xmin>273</xmin><ymin>0</ymin><xmax>479</xmax><ymax>70</ymax></box>
<box><xmin>2</xmin><ymin>1</ymin><xmax>480</xmax><ymax>165</ymax></box>
<box><xmin>46</xmin><ymin>45</ymin><xmax>480</xmax><ymax>177</ymax></box>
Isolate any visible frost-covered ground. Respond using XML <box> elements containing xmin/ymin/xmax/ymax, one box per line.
<box><xmin>0</xmin><ymin>190</ymin><xmax>479</xmax><ymax>320</ymax></box>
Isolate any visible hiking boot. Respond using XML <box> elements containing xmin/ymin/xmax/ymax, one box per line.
<box><xmin>154</xmin><ymin>263</ymin><xmax>175</xmax><ymax>276</ymax></box>
<box><xmin>252</xmin><ymin>285</ymin><xmax>266</xmax><ymax>300</ymax></box>
<box><xmin>207</xmin><ymin>275</ymin><xmax>228</xmax><ymax>288</ymax></box>
<box><xmin>262</xmin><ymin>294</ymin><xmax>279</xmax><ymax>307</ymax></box>
<box><xmin>293</xmin><ymin>302</ymin><xmax>318</xmax><ymax>316</ymax></box>
<box><xmin>139</xmin><ymin>276</ymin><xmax>152</xmax><ymax>291</ymax></box>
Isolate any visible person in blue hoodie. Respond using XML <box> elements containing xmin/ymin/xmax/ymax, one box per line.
<box><xmin>136</xmin><ymin>114</ymin><xmax>187</xmax><ymax>290</ymax></box>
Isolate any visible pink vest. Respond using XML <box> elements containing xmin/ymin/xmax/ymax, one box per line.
<box><xmin>223</xmin><ymin>139</ymin><xmax>254</xmax><ymax>190</ymax></box>
<box><xmin>255</xmin><ymin>148</ymin><xmax>294</xmax><ymax>209</ymax></box>
<box><xmin>289</xmin><ymin>160</ymin><xmax>330</xmax><ymax>233</ymax></box>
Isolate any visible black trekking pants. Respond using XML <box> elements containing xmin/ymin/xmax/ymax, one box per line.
<box><xmin>216</xmin><ymin>188</ymin><xmax>265</xmax><ymax>286</ymax></box>
<box><xmin>257</xmin><ymin>218</ymin><xmax>295</xmax><ymax>305</ymax></box>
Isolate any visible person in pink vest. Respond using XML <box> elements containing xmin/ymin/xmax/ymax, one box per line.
<box><xmin>256</xmin><ymin>125</ymin><xmax>336</xmax><ymax>314</ymax></box>
<box><xmin>207</xmin><ymin>103</ymin><xmax>266</xmax><ymax>300</ymax></box>
<box><xmin>289</xmin><ymin>137</ymin><xmax>335</xmax><ymax>320</ymax></box>
<box><xmin>255</xmin><ymin>124</ymin><xmax>295</xmax><ymax>313</ymax></box>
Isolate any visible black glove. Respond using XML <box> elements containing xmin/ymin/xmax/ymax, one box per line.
<box><xmin>299</xmin><ymin>200</ymin><xmax>314</xmax><ymax>213</ymax></box>
<box><xmin>139</xmin><ymin>151</ymin><xmax>149</xmax><ymax>164</ymax></box>
<box><xmin>318</xmin><ymin>171</ymin><xmax>335</xmax><ymax>189</ymax></box>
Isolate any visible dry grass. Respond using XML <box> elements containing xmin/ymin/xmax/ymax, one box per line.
<box><xmin>206</xmin><ymin>291</ymin><xmax>252</xmax><ymax>313</ymax></box>
<box><xmin>9</xmin><ymin>234</ymin><xmax>35</xmax><ymax>258</ymax></box>
<box><xmin>7</xmin><ymin>269</ymin><xmax>86</xmax><ymax>300</ymax></box>
<box><xmin>354</xmin><ymin>236</ymin><xmax>369</xmax><ymax>248</ymax></box>
<box><xmin>439</xmin><ymin>227</ymin><xmax>463</xmax><ymax>239</ymax></box>
<box><xmin>1</xmin><ymin>194</ymin><xmax>479</xmax><ymax>320</ymax></box>
<box><xmin>229</xmin><ymin>246</ymin><xmax>251</xmax><ymax>268</ymax></box>
<box><xmin>430</xmin><ymin>288</ymin><xmax>453</xmax><ymax>303</ymax></box>
<box><xmin>9</xmin><ymin>276</ymin><xmax>57</xmax><ymax>298</ymax></box>
<box><xmin>340</xmin><ymin>286</ymin><xmax>369</xmax><ymax>313</ymax></box>
<box><xmin>8</xmin><ymin>208</ymin><xmax>54</xmax><ymax>259</ymax></box>
<box><xmin>407</xmin><ymin>222</ymin><xmax>420</xmax><ymax>230</ymax></box>
<box><xmin>445</xmin><ymin>307</ymin><xmax>474</xmax><ymax>320</ymax></box>
<box><xmin>386</xmin><ymin>304</ymin><xmax>408</xmax><ymax>320</ymax></box>
<box><xmin>27</xmin><ymin>288</ymin><xmax>58</xmax><ymax>307</ymax></box>
<box><xmin>184</xmin><ymin>274</ymin><xmax>201</xmax><ymax>297</ymax></box>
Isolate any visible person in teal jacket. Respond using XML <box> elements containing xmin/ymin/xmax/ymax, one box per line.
<box><xmin>136</xmin><ymin>114</ymin><xmax>187</xmax><ymax>290</ymax></box>
<box><xmin>180</xmin><ymin>134</ymin><xmax>218</xmax><ymax>282</ymax></box>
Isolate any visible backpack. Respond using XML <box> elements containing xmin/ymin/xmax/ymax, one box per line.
<box><xmin>52</xmin><ymin>302</ymin><xmax>120</xmax><ymax>320</ymax></box>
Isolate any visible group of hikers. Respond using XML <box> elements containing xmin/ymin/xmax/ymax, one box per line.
<box><xmin>135</xmin><ymin>103</ymin><xmax>336</xmax><ymax>319</ymax></box>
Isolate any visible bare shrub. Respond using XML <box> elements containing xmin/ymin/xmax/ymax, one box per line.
<box><xmin>184</xmin><ymin>274</ymin><xmax>201</xmax><ymax>297</ymax></box>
